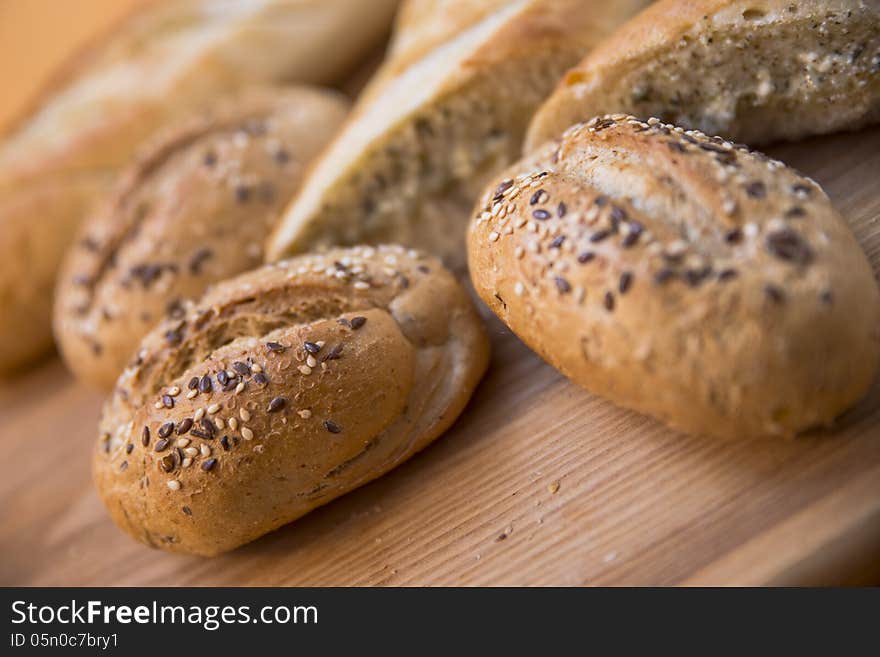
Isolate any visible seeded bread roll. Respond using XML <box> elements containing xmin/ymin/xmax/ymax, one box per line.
<box><xmin>526</xmin><ymin>0</ymin><xmax>880</xmax><ymax>151</ymax></box>
<box><xmin>93</xmin><ymin>245</ymin><xmax>489</xmax><ymax>556</ymax></box>
<box><xmin>266</xmin><ymin>0</ymin><xmax>652</xmax><ymax>268</ymax></box>
<box><xmin>469</xmin><ymin>115</ymin><xmax>880</xmax><ymax>439</ymax></box>
<box><xmin>0</xmin><ymin>0</ymin><xmax>400</xmax><ymax>375</ymax></box>
<box><xmin>54</xmin><ymin>87</ymin><xmax>349</xmax><ymax>390</ymax></box>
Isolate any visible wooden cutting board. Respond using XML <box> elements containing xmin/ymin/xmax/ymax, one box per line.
<box><xmin>1</xmin><ymin>126</ymin><xmax>879</xmax><ymax>586</ymax></box>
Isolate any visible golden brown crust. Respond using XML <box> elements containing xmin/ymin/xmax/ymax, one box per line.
<box><xmin>54</xmin><ymin>87</ymin><xmax>349</xmax><ymax>389</ymax></box>
<box><xmin>94</xmin><ymin>245</ymin><xmax>490</xmax><ymax>556</ymax></box>
<box><xmin>267</xmin><ymin>0</ymin><xmax>652</xmax><ymax>268</ymax></box>
<box><xmin>469</xmin><ymin>115</ymin><xmax>880</xmax><ymax>439</ymax></box>
<box><xmin>526</xmin><ymin>0</ymin><xmax>880</xmax><ymax>150</ymax></box>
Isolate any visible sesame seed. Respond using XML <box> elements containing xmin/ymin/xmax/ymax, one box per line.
<box><xmin>353</xmin><ymin>281</ymin><xmax>370</xmax><ymax>290</ymax></box>
<box><xmin>619</xmin><ymin>272</ymin><xmax>633</xmax><ymax>294</ymax></box>
<box><xmin>176</xmin><ymin>438</ymin><xmax>191</xmax><ymax>448</ymax></box>
<box><xmin>324</xmin><ymin>420</ymin><xmax>342</xmax><ymax>434</ymax></box>
<box><xmin>228</xmin><ymin>417</ymin><xmax>239</xmax><ymax>431</ymax></box>
<box><xmin>488</xmin><ymin>232</ymin><xmax>500</xmax><ymax>242</ymax></box>
<box><xmin>167</xmin><ymin>480</ymin><xmax>180</xmax><ymax>491</ymax></box>
<box><xmin>766</xmin><ymin>229</ymin><xmax>813</xmax><ymax>266</ymax></box>
<box><xmin>604</xmin><ymin>292</ymin><xmax>616</xmax><ymax>312</ymax></box>
<box><xmin>266</xmin><ymin>341</ymin><xmax>286</xmax><ymax>353</ymax></box>
<box><xmin>200</xmin><ymin>444</ymin><xmax>211</xmax><ymax>457</ymax></box>
<box><xmin>241</xmin><ymin>427</ymin><xmax>254</xmax><ymax>440</ymax></box>
<box><xmin>530</xmin><ymin>190</ymin><xmax>548</xmax><ymax>205</ymax></box>
<box><xmin>154</xmin><ymin>439</ymin><xmax>170</xmax><ymax>452</ymax></box>
<box><xmin>251</xmin><ymin>363</ymin><xmax>262</xmax><ymax>374</ymax></box>
<box><xmin>350</xmin><ymin>317</ymin><xmax>367</xmax><ymax>330</ymax></box>
<box><xmin>765</xmin><ymin>285</ymin><xmax>785</xmax><ymax>304</ymax></box>
<box><xmin>590</xmin><ymin>230</ymin><xmax>611</xmax><ymax>243</ymax></box>
<box><xmin>235</xmin><ymin>382</ymin><xmax>246</xmax><ymax>394</ymax></box>
<box><xmin>142</xmin><ymin>426</ymin><xmax>150</xmax><ymax>446</ymax></box>
<box><xmin>176</xmin><ymin>418</ymin><xmax>193</xmax><ymax>435</ymax></box>
<box><xmin>220</xmin><ymin>436</ymin><xmax>230</xmax><ymax>451</ymax></box>
<box><xmin>719</xmin><ymin>269</ymin><xmax>739</xmax><ymax>282</ymax></box>
<box><xmin>533</xmin><ymin>209</ymin><xmax>551</xmax><ymax>221</ymax></box>
<box><xmin>154</xmin><ymin>401</ymin><xmax>164</xmax><ymax>410</ymax></box>
<box><xmin>322</xmin><ymin>344</ymin><xmax>343</xmax><ymax>361</ymax></box>
<box><xmin>158</xmin><ymin>422</ymin><xmax>174</xmax><ymax>439</ymax></box>
<box><xmin>578</xmin><ymin>251</ymin><xmax>596</xmax><ymax>264</ymax></box>
<box><xmin>725</xmin><ymin>229</ymin><xmax>743</xmax><ymax>244</ymax></box>
<box><xmin>746</xmin><ymin>181</ymin><xmax>767</xmax><ymax>198</ymax></box>
<box><xmin>306</xmin><ymin>355</ymin><xmax>317</xmax><ymax>368</ymax></box>
<box><xmin>207</xmin><ymin>403</ymin><xmax>221</xmax><ymax>414</ymax></box>
<box><xmin>202</xmin><ymin>458</ymin><xmax>217</xmax><ymax>471</ymax></box>
<box><xmin>215</xmin><ymin>418</ymin><xmax>225</xmax><ymax>430</ymax></box>
<box><xmin>304</xmin><ymin>341</ymin><xmax>321</xmax><ymax>354</ymax></box>
<box><xmin>240</xmin><ymin>408</ymin><xmax>251</xmax><ymax>422</ymax></box>
<box><xmin>232</xmin><ymin>361</ymin><xmax>251</xmax><ymax>377</ymax></box>
<box><xmin>268</xmin><ymin>397</ymin><xmax>287</xmax><ymax>413</ymax></box>
<box><xmin>555</xmin><ymin>277</ymin><xmax>571</xmax><ymax>294</ymax></box>
<box><xmin>217</xmin><ymin>370</ymin><xmax>229</xmax><ymax>386</ymax></box>
<box><xmin>557</xmin><ymin>202</ymin><xmax>567</xmax><ymax>218</ymax></box>
<box><xmin>166</xmin><ymin>386</ymin><xmax>181</xmax><ymax>397</ymax></box>
<box><xmin>125</xmin><ymin>443</ymin><xmax>134</xmax><ymax>454</ymax></box>
<box><xmin>186</xmin><ymin>389</ymin><xmax>198</xmax><ymax>399</ymax></box>
<box><xmin>253</xmin><ymin>373</ymin><xmax>268</xmax><ymax>386</ymax></box>
<box><xmin>514</xmin><ymin>282</ymin><xmax>525</xmax><ymax>296</ymax></box>
<box><xmin>194</xmin><ymin>408</ymin><xmax>205</xmax><ymax>422</ymax></box>
<box><xmin>198</xmin><ymin>375</ymin><xmax>212</xmax><ymax>393</ymax></box>
<box><xmin>514</xmin><ymin>246</ymin><xmax>525</xmax><ymax>259</ymax></box>
<box><xmin>298</xmin><ymin>365</ymin><xmax>312</xmax><ymax>375</ymax></box>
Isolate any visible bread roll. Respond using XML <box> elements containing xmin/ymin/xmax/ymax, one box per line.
<box><xmin>0</xmin><ymin>0</ymin><xmax>400</xmax><ymax>374</ymax></box>
<box><xmin>94</xmin><ymin>245</ymin><xmax>489</xmax><ymax>556</ymax></box>
<box><xmin>266</xmin><ymin>0</ymin><xmax>653</xmax><ymax>268</ymax></box>
<box><xmin>54</xmin><ymin>87</ymin><xmax>349</xmax><ymax>389</ymax></box>
<box><xmin>469</xmin><ymin>115</ymin><xmax>880</xmax><ymax>439</ymax></box>
<box><xmin>526</xmin><ymin>0</ymin><xmax>880</xmax><ymax>151</ymax></box>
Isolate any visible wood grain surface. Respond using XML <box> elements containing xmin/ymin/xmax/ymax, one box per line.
<box><xmin>0</xmin><ymin>127</ymin><xmax>878</xmax><ymax>586</ymax></box>
<box><xmin>1</xmin><ymin>1</ymin><xmax>880</xmax><ymax>587</ymax></box>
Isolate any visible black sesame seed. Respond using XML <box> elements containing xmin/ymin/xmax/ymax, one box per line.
<box><xmin>202</xmin><ymin>458</ymin><xmax>218</xmax><ymax>472</ymax></box>
<box><xmin>619</xmin><ymin>272</ymin><xmax>633</xmax><ymax>295</ymax></box>
<box><xmin>621</xmin><ymin>231</ymin><xmax>640</xmax><ymax>249</ymax></box>
<box><xmin>555</xmin><ymin>277</ymin><xmax>571</xmax><ymax>294</ymax></box>
<box><xmin>176</xmin><ymin>418</ymin><xmax>193</xmax><ymax>435</ymax></box>
<box><xmin>718</xmin><ymin>269</ymin><xmax>739</xmax><ymax>282</ymax></box>
<box><xmin>268</xmin><ymin>397</ymin><xmax>287</xmax><ymax>413</ymax></box>
<box><xmin>766</xmin><ymin>229</ymin><xmax>813</xmax><ymax>266</ymax></box>
<box><xmin>266</xmin><ymin>341</ymin><xmax>286</xmax><ymax>353</ymax></box>
<box><xmin>667</xmin><ymin>140</ymin><xmax>687</xmax><ymax>153</ymax></box>
<box><xmin>142</xmin><ymin>426</ymin><xmax>151</xmax><ymax>446</ymax></box>
<box><xmin>595</xmin><ymin>195</ymin><xmax>609</xmax><ymax>207</ymax></box>
<box><xmin>188</xmin><ymin>377</ymin><xmax>199</xmax><ymax>390</ymax></box>
<box><xmin>725</xmin><ymin>229</ymin><xmax>743</xmax><ymax>244</ymax></box>
<box><xmin>165</xmin><ymin>330</ymin><xmax>183</xmax><ymax>345</ymax></box>
<box><xmin>254</xmin><ymin>372</ymin><xmax>268</xmax><ymax>386</ymax></box>
<box><xmin>158</xmin><ymin>422</ymin><xmax>174</xmax><ymax>439</ymax></box>
<box><xmin>120</xmin><ymin>460</ymin><xmax>128</xmax><ymax>471</ymax></box>
<box><xmin>745</xmin><ymin>181</ymin><xmax>767</xmax><ymax>199</ymax></box>
<box><xmin>604</xmin><ymin>292</ymin><xmax>615</xmax><ymax>312</ymax></box>
<box><xmin>322</xmin><ymin>344</ymin><xmax>343</xmax><ymax>361</ymax></box>
<box><xmin>303</xmin><ymin>341</ymin><xmax>321</xmax><ymax>354</ymax></box>
<box><xmin>590</xmin><ymin>230</ymin><xmax>611</xmax><ymax>243</ymax></box>
<box><xmin>337</xmin><ymin>318</ymin><xmax>351</xmax><ymax>328</ymax></box>
<box><xmin>549</xmin><ymin>235</ymin><xmax>565</xmax><ymax>249</ymax></box>
<box><xmin>235</xmin><ymin>185</ymin><xmax>251</xmax><ymax>203</ymax></box>
<box><xmin>232</xmin><ymin>361</ymin><xmax>251</xmax><ymax>377</ymax></box>
<box><xmin>765</xmin><ymin>285</ymin><xmax>785</xmax><ymax>304</ymax></box>
<box><xmin>786</xmin><ymin>206</ymin><xmax>806</xmax><ymax>218</ymax></box>
<box><xmin>190</xmin><ymin>429</ymin><xmax>211</xmax><ymax>440</ymax></box>
<box><xmin>557</xmin><ymin>202</ymin><xmax>567</xmax><ymax>218</ymax></box>
<box><xmin>578</xmin><ymin>251</ymin><xmax>596</xmax><ymax>264</ymax></box>
<box><xmin>820</xmin><ymin>290</ymin><xmax>834</xmax><ymax>305</ymax></box>
<box><xmin>200</xmin><ymin>418</ymin><xmax>216</xmax><ymax>437</ymax></box>
<box><xmin>274</xmin><ymin>149</ymin><xmax>290</xmax><ymax>165</ymax></box>
<box><xmin>350</xmin><ymin>316</ymin><xmax>367</xmax><ymax>330</ymax></box>
<box><xmin>494</xmin><ymin>179</ymin><xmax>514</xmax><ymax>198</ymax></box>
<box><xmin>418</xmin><ymin>265</ymin><xmax>430</xmax><ymax>274</ymax></box>
<box><xmin>684</xmin><ymin>268</ymin><xmax>711</xmax><ymax>287</ymax></box>
<box><xmin>532</xmin><ymin>209</ymin><xmax>551</xmax><ymax>221</ymax></box>
<box><xmin>162</xmin><ymin>395</ymin><xmax>174</xmax><ymax>409</ymax></box>
<box><xmin>324</xmin><ymin>420</ymin><xmax>342</xmax><ymax>434</ymax></box>
<box><xmin>199</xmin><ymin>374</ymin><xmax>213</xmax><ymax>393</ymax></box>
<box><xmin>217</xmin><ymin>370</ymin><xmax>229</xmax><ymax>386</ymax></box>
<box><xmin>530</xmin><ymin>189</ymin><xmax>547</xmax><ymax>205</ymax></box>
<box><xmin>126</xmin><ymin>443</ymin><xmax>134</xmax><ymax>454</ymax></box>
<box><xmin>203</xmin><ymin>151</ymin><xmax>217</xmax><ymax>167</ymax></box>
<box><xmin>182</xmin><ymin>506</ymin><xmax>192</xmax><ymax>516</ymax></box>
<box><xmin>220</xmin><ymin>436</ymin><xmax>230</xmax><ymax>451</ymax></box>
<box><xmin>610</xmin><ymin>206</ymin><xmax>627</xmax><ymax>229</ymax></box>
<box><xmin>154</xmin><ymin>439</ymin><xmax>170</xmax><ymax>452</ymax></box>
<box><xmin>654</xmin><ymin>269</ymin><xmax>676</xmax><ymax>285</ymax></box>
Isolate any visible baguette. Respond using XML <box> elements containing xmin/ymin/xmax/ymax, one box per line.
<box><xmin>526</xmin><ymin>0</ymin><xmax>880</xmax><ymax>151</ymax></box>
<box><xmin>54</xmin><ymin>87</ymin><xmax>349</xmax><ymax>389</ymax></box>
<box><xmin>469</xmin><ymin>115</ymin><xmax>880</xmax><ymax>439</ymax></box>
<box><xmin>266</xmin><ymin>0</ymin><xmax>652</xmax><ymax>268</ymax></box>
<box><xmin>0</xmin><ymin>0</ymin><xmax>399</xmax><ymax>374</ymax></box>
<box><xmin>94</xmin><ymin>245</ymin><xmax>489</xmax><ymax>556</ymax></box>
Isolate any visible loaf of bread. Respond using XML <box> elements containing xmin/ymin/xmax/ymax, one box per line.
<box><xmin>54</xmin><ymin>87</ymin><xmax>349</xmax><ymax>390</ymax></box>
<box><xmin>526</xmin><ymin>0</ymin><xmax>880</xmax><ymax>151</ymax></box>
<box><xmin>469</xmin><ymin>115</ymin><xmax>880</xmax><ymax>439</ymax></box>
<box><xmin>266</xmin><ymin>0</ymin><xmax>653</xmax><ymax>268</ymax></box>
<box><xmin>94</xmin><ymin>245</ymin><xmax>489</xmax><ymax>555</ymax></box>
<box><xmin>0</xmin><ymin>0</ymin><xmax>399</xmax><ymax>374</ymax></box>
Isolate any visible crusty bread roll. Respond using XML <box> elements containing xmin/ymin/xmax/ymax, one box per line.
<box><xmin>266</xmin><ymin>0</ymin><xmax>653</xmax><ymax>268</ymax></box>
<box><xmin>0</xmin><ymin>0</ymin><xmax>400</xmax><ymax>374</ymax></box>
<box><xmin>469</xmin><ymin>115</ymin><xmax>880</xmax><ymax>439</ymax></box>
<box><xmin>526</xmin><ymin>0</ymin><xmax>880</xmax><ymax>151</ymax></box>
<box><xmin>94</xmin><ymin>245</ymin><xmax>489</xmax><ymax>556</ymax></box>
<box><xmin>54</xmin><ymin>87</ymin><xmax>349</xmax><ymax>390</ymax></box>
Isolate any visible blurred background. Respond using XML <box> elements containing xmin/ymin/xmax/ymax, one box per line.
<box><xmin>0</xmin><ymin>0</ymin><xmax>146</xmax><ymax>131</ymax></box>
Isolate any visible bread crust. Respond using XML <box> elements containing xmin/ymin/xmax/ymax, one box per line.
<box><xmin>266</xmin><ymin>0</ymin><xmax>652</xmax><ymax>268</ymax></box>
<box><xmin>526</xmin><ymin>0</ymin><xmax>880</xmax><ymax>150</ymax></box>
<box><xmin>469</xmin><ymin>115</ymin><xmax>880</xmax><ymax>439</ymax></box>
<box><xmin>54</xmin><ymin>87</ymin><xmax>348</xmax><ymax>389</ymax></box>
<box><xmin>93</xmin><ymin>245</ymin><xmax>489</xmax><ymax>556</ymax></box>
<box><xmin>0</xmin><ymin>0</ymin><xmax>399</xmax><ymax>374</ymax></box>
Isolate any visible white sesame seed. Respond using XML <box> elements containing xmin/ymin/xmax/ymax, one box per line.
<box><xmin>226</xmin><ymin>369</ymin><xmax>236</xmax><ymax>379</ymax></box>
<box><xmin>215</xmin><ymin>418</ymin><xmax>225</xmax><ymax>430</ymax></box>
<box><xmin>228</xmin><ymin>417</ymin><xmax>239</xmax><ymax>431</ymax></box>
<box><xmin>298</xmin><ymin>365</ymin><xmax>312</xmax><ymax>375</ymax></box>
<box><xmin>167</xmin><ymin>480</ymin><xmax>181</xmax><ymax>491</ymax></box>
<box><xmin>488</xmin><ymin>232</ymin><xmax>500</xmax><ymax>243</ymax></box>
<box><xmin>514</xmin><ymin>282</ymin><xmax>525</xmax><ymax>296</ymax></box>
<box><xmin>316</xmin><ymin>341</ymin><xmax>325</xmax><ymax>348</ymax></box>
<box><xmin>182</xmin><ymin>458</ymin><xmax>193</xmax><ymax>468</ymax></box>
<box><xmin>207</xmin><ymin>403</ymin><xmax>221</xmax><ymax>415</ymax></box>
<box><xmin>167</xmin><ymin>386</ymin><xmax>181</xmax><ymax>396</ymax></box>
<box><xmin>184</xmin><ymin>447</ymin><xmax>198</xmax><ymax>458</ymax></box>
<box><xmin>254</xmin><ymin>444</ymin><xmax>265</xmax><ymax>454</ymax></box>
<box><xmin>298</xmin><ymin>409</ymin><xmax>312</xmax><ymax>419</ymax></box>
<box><xmin>241</xmin><ymin>427</ymin><xmax>254</xmax><ymax>441</ymax></box>
<box><xmin>200</xmin><ymin>444</ymin><xmax>211</xmax><ymax>457</ymax></box>
<box><xmin>176</xmin><ymin>438</ymin><xmax>191</xmax><ymax>448</ymax></box>
<box><xmin>186</xmin><ymin>389</ymin><xmax>198</xmax><ymax>399</ymax></box>
<box><xmin>240</xmin><ymin>409</ymin><xmax>251</xmax><ymax>422</ymax></box>
<box><xmin>514</xmin><ymin>246</ymin><xmax>525</xmax><ymax>259</ymax></box>
<box><xmin>154</xmin><ymin>401</ymin><xmax>164</xmax><ymax>410</ymax></box>
<box><xmin>251</xmin><ymin>363</ymin><xmax>262</xmax><ymax>373</ymax></box>
<box><xmin>194</xmin><ymin>408</ymin><xmax>205</xmax><ymax>422</ymax></box>
<box><xmin>306</xmin><ymin>355</ymin><xmax>317</xmax><ymax>368</ymax></box>
<box><xmin>235</xmin><ymin>382</ymin><xmax>245</xmax><ymax>394</ymax></box>
<box><xmin>353</xmin><ymin>281</ymin><xmax>370</xmax><ymax>290</ymax></box>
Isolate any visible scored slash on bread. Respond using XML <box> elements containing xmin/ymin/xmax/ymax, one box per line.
<box><xmin>266</xmin><ymin>0</ymin><xmax>653</xmax><ymax>269</ymax></box>
<box><xmin>94</xmin><ymin>245</ymin><xmax>489</xmax><ymax>556</ymax></box>
<box><xmin>469</xmin><ymin>115</ymin><xmax>880</xmax><ymax>439</ymax></box>
<box><xmin>54</xmin><ymin>87</ymin><xmax>349</xmax><ymax>390</ymax></box>
<box><xmin>526</xmin><ymin>0</ymin><xmax>880</xmax><ymax>151</ymax></box>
